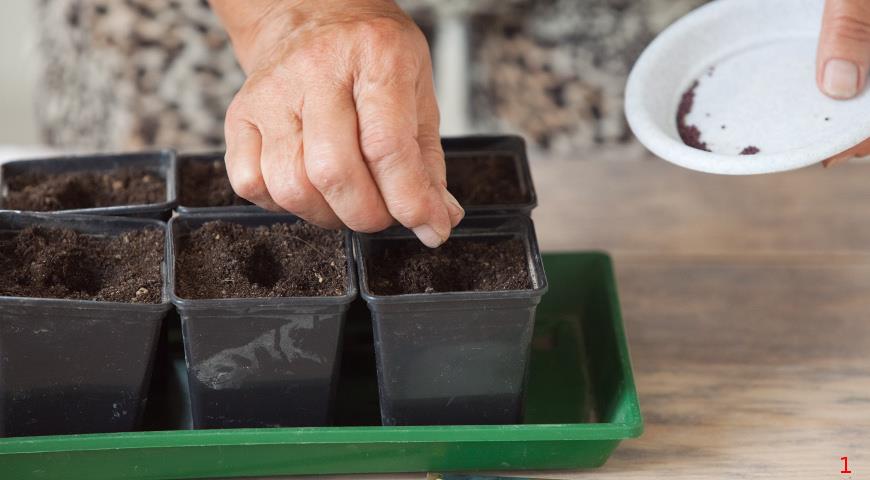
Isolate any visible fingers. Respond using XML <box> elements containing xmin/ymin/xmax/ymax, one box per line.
<box><xmin>417</xmin><ymin>67</ymin><xmax>464</xmax><ymax>228</ymax></box>
<box><xmin>226</xmin><ymin>83</ymin><xmax>343</xmax><ymax>229</ymax></box>
<box><xmin>259</xmin><ymin>118</ymin><xmax>344</xmax><ymax>229</ymax></box>
<box><xmin>817</xmin><ymin>0</ymin><xmax>870</xmax><ymax>99</ymax></box>
<box><xmin>419</xmin><ymin>132</ymin><xmax>463</xmax><ymax>229</ymax></box>
<box><xmin>224</xmin><ymin>118</ymin><xmax>284</xmax><ymax>212</ymax></box>
<box><xmin>302</xmin><ymin>86</ymin><xmax>394</xmax><ymax>232</ymax></box>
<box><xmin>225</xmin><ymin>25</ymin><xmax>454</xmax><ymax>242</ymax></box>
<box><xmin>356</xmin><ymin>75</ymin><xmax>453</xmax><ymax>248</ymax></box>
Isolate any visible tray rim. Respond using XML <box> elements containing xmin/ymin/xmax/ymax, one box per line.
<box><xmin>0</xmin><ymin>420</ymin><xmax>642</xmax><ymax>454</ymax></box>
<box><xmin>0</xmin><ymin>251</ymin><xmax>642</xmax><ymax>457</ymax></box>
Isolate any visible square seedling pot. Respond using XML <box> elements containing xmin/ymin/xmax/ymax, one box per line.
<box><xmin>442</xmin><ymin>135</ymin><xmax>537</xmax><ymax>215</ymax></box>
<box><xmin>0</xmin><ymin>150</ymin><xmax>177</xmax><ymax>220</ymax></box>
<box><xmin>168</xmin><ymin>213</ymin><xmax>357</xmax><ymax>429</ymax></box>
<box><xmin>0</xmin><ymin>212</ymin><xmax>170</xmax><ymax>437</ymax></box>
<box><xmin>175</xmin><ymin>151</ymin><xmax>263</xmax><ymax>214</ymax></box>
<box><xmin>354</xmin><ymin>214</ymin><xmax>549</xmax><ymax>426</ymax></box>
<box><xmin>0</xmin><ymin>251</ymin><xmax>643</xmax><ymax>477</ymax></box>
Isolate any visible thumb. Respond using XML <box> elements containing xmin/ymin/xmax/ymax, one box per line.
<box><xmin>817</xmin><ymin>0</ymin><xmax>870</xmax><ymax>99</ymax></box>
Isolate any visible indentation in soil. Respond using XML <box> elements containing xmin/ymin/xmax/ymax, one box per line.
<box><xmin>0</xmin><ymin>226</ymin><xmax>164</xmax><ymax>303</ymax></box>
<box><xmin>244</xmin><ymin>243</ymin><xmax>284</xmax><ymax>289</ymax></box>
<box><xmin>176</xmin><ymin>221</ymin><xmax>347</xmax><ymax>299</ymax></box>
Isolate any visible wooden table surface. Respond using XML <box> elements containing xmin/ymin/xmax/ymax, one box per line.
<box><xmin>265</xmin><ymin>152</ymin><xmax>870</xmax><ymax>480</ymax></box>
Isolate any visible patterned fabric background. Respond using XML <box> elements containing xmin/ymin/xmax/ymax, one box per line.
<box><xmin>35</xmin><ymin>0</ymin><xmax>706</xmax><ymax>155</ymax></box>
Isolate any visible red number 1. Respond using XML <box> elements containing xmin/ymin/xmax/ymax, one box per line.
<box><xmin>841</xmin><ymin>456</ymin><xmax>852</xmax><ymax>474</ymax></box>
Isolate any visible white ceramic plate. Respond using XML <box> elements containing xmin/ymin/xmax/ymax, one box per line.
<box><xmin>625</xmin><ymin>0</ymin><xmax>870</xmax><ymax>175</ymax></box>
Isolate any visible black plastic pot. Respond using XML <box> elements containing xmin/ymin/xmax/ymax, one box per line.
<box><xmin>442</xmin><ymin>135</ymin><xmax>537</xmax><ymax>215</ymax></box>
<box><xmin>175</xmin><ymin>151</ymin><xmax>263</xmax><ymax>214</ymax></box>
<box><xmin>354</xmin><ymin>215</ymin><xmax>549</xmax><ymax>426</ymax></box>
<box><xmin>0</xmin><ymin>212</ymin><xmax>170</xmax><ymax>437</ymax></box>
<box><xmin>168</xmin><ymin>213</ymin><xmax>356</xmax><ymax>429</ymax></box>
<box><xmin>0</xmin><ymin>150</ymin><xmax>177</xmax><ymax>220</ymax></box>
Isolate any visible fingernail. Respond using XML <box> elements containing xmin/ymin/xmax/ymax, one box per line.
<box><xmin>823</xmin><ymin>59</ymin><xmax>859</xmax><ymax>99</ymax></box>
<box><xmin>412</xmin><ymin>224</ymin><xmax>445</xmax><ymax>248</ymax></box>
<box><xmin>442</xmin><ymin>189</ymin><xmax>465</xmax><ymax>224</ymax></box>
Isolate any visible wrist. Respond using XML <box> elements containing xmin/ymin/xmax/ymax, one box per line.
<box><xmin>209</xmin><ymin>0</ymin><xmax>299</xmax><ymax>72</ymax></box>
<box><xmin>210</xmin><ymin>0</ymin><xmax>407</xmax><ymax>74</ymax></box>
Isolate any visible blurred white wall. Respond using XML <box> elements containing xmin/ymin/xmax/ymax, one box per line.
<box><xmin>433</xmin><ymin>13</ymin><xmax>471</xmax><ymax>136</ymax></box>
<box><xmin>0</xmin><ymin>0</ymin><xmax>39</xmax><ymax>146</ymax></box>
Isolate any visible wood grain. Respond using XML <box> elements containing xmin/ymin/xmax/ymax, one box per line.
<box><xmin>532</xmin><ymin>153</ymin><xmax>870</xmax><ymax>255</ymax></box>
<box><xmin>252</xmin><ymin>159</ymin><xmax>870</xmax><ymax>480</ymax></box>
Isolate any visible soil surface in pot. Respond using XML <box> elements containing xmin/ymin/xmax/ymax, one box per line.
<box><xmin>446</xmin><ymin>155</ymin><xmax>527</xmax><ymax>205</ymax></box>
<box><xmin>367</xmin><ymin>236</ymin><xmax>532</xmax><ymax>295</ymax></box>
<box><xmin>3</xmin><ymin>167</ymin><xmax>165</xmax><ymax>211</ymax></box>
<box><xmin>0</xmin><ymin>226</ymin><xmax>164</xmax><ymax>303</ymax></box>
<box><xmin>176</xmin><ymin>220</ymin><xmax>347</xmax><ymax>299</ymax></box>
<box><xmin>178</xmin><ymin>159</ymin><xmax>250</xmax><ymax>207</ymax></box>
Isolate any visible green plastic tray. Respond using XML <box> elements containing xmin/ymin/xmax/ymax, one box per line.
<box><xmin>0</xmin><ymin>252</ymin><xmax>642</xmax><ymax>479</ymax></box>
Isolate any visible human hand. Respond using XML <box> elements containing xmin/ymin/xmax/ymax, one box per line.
<box><xmin>816</xmin><ymin>0</ymin><xmax>870</xmax><ymax>166</ymax></box>
<box><xmin>211</xmin><ymin>0</ymin><xmax>463</xmax><ymax>247</ymax></box>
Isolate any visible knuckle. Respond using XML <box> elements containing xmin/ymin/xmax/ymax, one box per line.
<box><xmin>306</xmin><ymin>157</ymin><xmax>347</xmax><ymax>196</ymax></box>
<box><xmin>361</xmin><ymin>133</ymin><xmax>417</xmax><ymax>169</ymax></box>
<box><xmin>828</xmin><ymin>14</ymin><xmax>870</xmax><ymax>42</ymax></box>
<box><xmin>293</xmin><ymin>43</ymin><xmax>334</xmax><ymax>74</ymax></box>
<box><xmin>356</xmin><ymin>19</ymin><xmax>421</xmax><ymax>74</ymax></box>
<box><xmin>269</xmin><ymin>177</ymin><xmax>315</xmax><ymax>212</ymax></box>
<box><xmin>225</xmin><ymin>99</ymin><xmax>256</xmax><ymax>135</ymax></box>
<box><xmin>228</xmin><ymin>167</ymin><xmax>264</xmax><ymax>199</ymax></box>
<box><xmin>358</xmin><ymin>17</ymin><xmax>407</xmax><ymax>45</ymax></box>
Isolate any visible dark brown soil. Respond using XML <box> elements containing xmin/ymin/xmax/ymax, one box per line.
<box><xmin>178</xmin><ymin>158</ymin><xmax>250</xmax><ymax>207</ymax></box>
<box><xmin>678</xmin><ymin>80</ymin><xmax>762</xmax><ymax>157</ymax></box>
<box><xmin>446</xmin><ymin>155</ymin><xmax>527</xmax><ymax>205</ymax></box>
<box><xmin>676</xmin><ymin>80</ymin><xmax>710</xmax><ymax>152</ymax></box>
<box><xmin>3</xmin><ymin>167</ymin><xmax>165</xmax><ymax>211</ymax></box>
<box><xmin>367</xmin><ymin>236</ymin><xmax>533</xmax><ymax>295</ymax></box>
<box><xmin>0</xmin><ymin>226</ymin><xmax>164</xmax><ymax>303</ymax></box>
<box><xmin>175</xmin><ymin>221</ymin><xmax>347</xmax><ymax>299</ymax></box>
